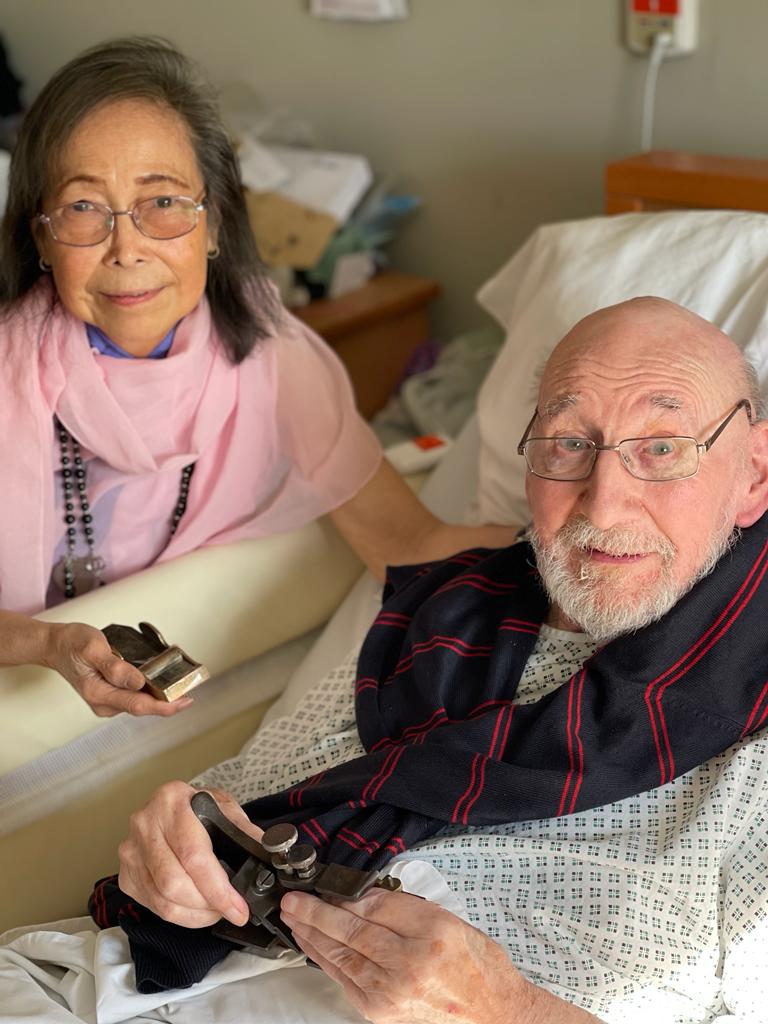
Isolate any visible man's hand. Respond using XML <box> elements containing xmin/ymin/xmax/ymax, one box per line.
<box><xmin>45</xmin><ymin>621</ymin><xmax>194</xmax><ymax>717</ymax></box>
<box><xmin>118</xmin><ymin>781</ymin><xmax>263</xmax><ymax>928</ymax></box>
<box><xmin>279</xmin><ymin>887</ymin><xmax>527</xmax><ymax>1024</ymax></box>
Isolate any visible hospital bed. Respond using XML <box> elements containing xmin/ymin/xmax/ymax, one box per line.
<box><xmin>3</xmin><ymin>152</ymin><xmax>768</xmax><ymax>940</ymax></box>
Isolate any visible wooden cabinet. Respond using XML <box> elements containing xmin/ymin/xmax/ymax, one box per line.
<box><xmin>294</xmin><ymin>270</ymin><xmax>440</xmax><ymax>418</ymax></box>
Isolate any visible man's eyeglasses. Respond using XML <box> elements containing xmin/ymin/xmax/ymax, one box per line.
<box><xmin>517</xmin><ymin>399</ymin><xmax>753</xmax><ymax>482</ymax></box>
<box><xmin>35</xmin><ymin>194</ymin><xmax>208</xmax><ymax>247</ymax></box>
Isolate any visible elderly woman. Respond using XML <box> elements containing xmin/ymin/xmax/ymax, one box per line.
<box><xmin>0</xmin><ymin>37</ymin><xmax>514</xmax><ymax>719</ymax></box>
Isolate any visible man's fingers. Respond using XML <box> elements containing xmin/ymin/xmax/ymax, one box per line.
<box><xmin>122</xmin><ymin>819</ymin><xmax>212</xmax><ymax>913</ymax></box>
<box><xmin>282</xmin><ymin>888</ymin><xmax>429</xmax><ymax>944</ymax></box>
<box><xmin>119</xmin><ymin>854</ymin><xmax>222</xmax><ymax>929</ymax></box>
<box><xmin>287</xmin><ymin>915</ymin><xmax>374</xmax><ymax>975</ymax></box>
<box><xmin>287</xmin><ymin>922</ymin><xmax>391</xmax><ymax>1024</ymax></box>
<box><xmin>290</xmin><ymin>928</ymin><xmax>369</xmax><ymax>997</ymax></box>
<box><xmin>162</xmin><ymin>807</ymin><xmax>250</xmax><ymax>926</ymax></box>
<box><xmin>280</xmin><ymin>890</ymin><xmax>402</xmax><ymax>960</ymax></box>
<box><xmin>206</xmin><ymin>789</ymin><xmax>265</xmax><ymax>844</ymax></box>
<box><xmin>126</xmin><ymin>810</ymin><xmax>247</xmax><ymax>926</ymax></box>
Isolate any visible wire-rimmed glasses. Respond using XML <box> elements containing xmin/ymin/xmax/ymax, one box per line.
<box><xmin>517</xmin><ymin>399</ymin><xmax>753</xmax><ymax>482</ymax></box>
<box><xmin>35</xmin><ymin>194</ymin><xmax>208</xmax><ymax>246</ymax></box>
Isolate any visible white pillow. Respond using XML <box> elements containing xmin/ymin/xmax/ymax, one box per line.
<box><xmin>474</xmin><ymin>210</ymin><xmax>768</xmax><ymax>527</ymax></box>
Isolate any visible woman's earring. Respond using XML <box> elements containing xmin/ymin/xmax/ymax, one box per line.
<box><xmin>206</xmin><ymin>247</ymin><xmax>220</xmax><ymax>260</ymax></box>
<box><xmin>39</xmin><ymin>258</ymin><xmax>52</xmax><ymax>272</ymax></box>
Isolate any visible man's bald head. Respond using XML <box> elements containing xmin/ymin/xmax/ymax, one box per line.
<box><xmin>524</xmin><ymin>297</ymin><xmax>768</xmax><ymax>642</ymax></box>
<box><xmin>539</xmin><ymin>297</ymin><xmax>759</xmax><ymax>422</ymax></box>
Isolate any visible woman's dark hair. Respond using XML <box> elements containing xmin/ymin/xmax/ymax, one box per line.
<box><xmin>0</xmin><ymin>36</ymin><xmax>278</xmax><ymax>363</ymax></box>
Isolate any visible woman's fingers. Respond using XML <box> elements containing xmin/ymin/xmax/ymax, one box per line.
<box><xmin>78</xmin><ymin>671</ymin><xmax>193</xmax><ymax>716</ymax></box>
<box><xmin>95</xmin><ymin>651</ymin><xmax>147</xmax><ymax>690</ymax></box>
<box><xmin>46</xmin><ymin>621</ymin><xmax>196</xmax><ymax>717</ymax></box>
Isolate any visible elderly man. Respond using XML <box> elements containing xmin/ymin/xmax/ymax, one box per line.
<box><xmin>102</xmin><ymin>297</ymin><xmax>768</xmax><ymax>1023</ymax></box>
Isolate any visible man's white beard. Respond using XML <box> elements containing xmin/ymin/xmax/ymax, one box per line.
<box><xmin>529</xmin><ymin>514</ymin><xmax>740</xmax><ymax>644</ymax></box>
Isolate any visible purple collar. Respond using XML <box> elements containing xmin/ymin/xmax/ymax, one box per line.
<box><xmin>86</xmin><ymin>323</ymin><xmax>177</xmax><ymax>359</ymax></box>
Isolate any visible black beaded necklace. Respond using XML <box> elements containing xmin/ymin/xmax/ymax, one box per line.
<box><xmin>53</xmin><ymin>417</ymin><xmax>194</xmax><ymax>599</ymax></box>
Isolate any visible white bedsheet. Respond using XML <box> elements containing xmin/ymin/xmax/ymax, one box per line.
<box><xmin>0</xmin><ymin>860</ymin><xmax>464</xmax><ymax>1024</ymax></box>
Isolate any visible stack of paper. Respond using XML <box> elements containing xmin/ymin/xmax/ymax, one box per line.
<box><xmin>266</xmin><ymin>145</ymin><xmax>373</xmax><ymax>224</ymax></box>
<box><xmin>237</xmin><ymin>136</ymin><xmax>291</xmax><ymax>193</ymax></box>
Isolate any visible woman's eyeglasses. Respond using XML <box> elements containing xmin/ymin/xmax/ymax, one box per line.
<box><xmin>35</xmin><ymin>195</ymin><xmax>208</xmax><ymax>247</ymax></box>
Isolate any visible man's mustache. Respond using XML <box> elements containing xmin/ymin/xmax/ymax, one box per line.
<box><xmin>554</xmin><ymin>516</ymin><xmax>677</xmax><ymax>564</ymax></box>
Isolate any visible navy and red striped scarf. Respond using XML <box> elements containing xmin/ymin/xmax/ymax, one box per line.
<box><xmin>92</xmin><ymin>511</ymin><xmax>768</xmax><ymax>992</ymax></box>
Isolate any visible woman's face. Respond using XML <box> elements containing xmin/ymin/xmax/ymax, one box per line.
<box><xmin>36</xmin><ymin>98</ymin><xmax>216</xmax><ymax>355</ymax></box>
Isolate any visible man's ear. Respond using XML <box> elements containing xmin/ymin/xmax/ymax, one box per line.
<box><xmin>735</xmin><ymin>421</ymin><xmax>768</xmax><ymax>528</ymax></box>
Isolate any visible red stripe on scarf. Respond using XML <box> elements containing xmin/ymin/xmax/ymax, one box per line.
<box><xmin>741</xmin><ymin>680</ymin><xmax>768</xmax><ymax>738</ymax></box>
<box><xmin>567</xmin><ymin>669</ymin><xmax>587</xmax><ymax>813</ymax></box>
<box><xmin>498</xmin><ymin>704</ymin><xmax>516</xmax><ymax>759</ymax></box>
<box><xmin>487</xmin><ymin>705</ymin><xmax>509</xmax><ymax>759</ymax></box>
<box><xmin>93</xmin><ymin>878</ymin><xmax>107</xmax><ymax>928</ymax></box>
<box><xmin>338</xmin><ymin>827</ymin><xmax>380</xmax><ymax>856</ymax></box>
<box><xmin>461</xmin><ymin>755</ymin><xmax>488</xmax><ymax>824</ymax></box>
<box><xmin>435</xmin><ymin>575</ymin><xmax>519</xmax><ymax>597</ymax></box>
<box><xmin>370</xmin><ymin>708</ymin><xmax>448</xmax><ymax>752</ymax></box>
<box><xmin>363</xmin><ymin>745</ymin><xmax>407</xmax><ymax>801</ymax></box>
<box><xmin>646</xmin><ymin>538</ymin><xmax>768</xmax><ymax>782</ymax></box>
<box><xmin>356</xmin><ymin>677</ymin><xmax>379</xmax><ymax>694</ymax></box>
<box><xmin>498</xmin><ymin>623</ymin><xmax>542</xmax><ymax>637</ymax></box>
<box><xmin>389</xmin><ymin>635</ymin><xmax>493</xmax><ymax>679</ymax></box>
<box><xmin>375</xmin><ymin>612</ymin><xmax>412</xmax><ymax>629</ymax></box>
<box><xmin>557</xmin><ymin>673</ymin><xmax>579</xmax><ymax>816</ymax></box>
<box><xmin>451</xmin><ymin>752</ymin><xmax>480</xmax><ymax>823</ymax></box>
<box><xmin>499</xmin><ymin>617</ymin><xmax>541</xmax><ymax>632</ymax></box>
<box><xmin>289</xmin><ymin>770</ymin><xmax>326</xmax><ymax>809</ymax></box>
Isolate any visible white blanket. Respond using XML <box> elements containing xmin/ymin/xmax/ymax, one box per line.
<box><xmin>0</xmin><ymin>860</ymin><xmax>464</xmax><ymax>1023</ymax></box>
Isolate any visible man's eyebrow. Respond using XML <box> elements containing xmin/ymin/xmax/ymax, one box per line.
<box><xmin>542</xmin><ymin>393</ymin><xmax>581</xmax><ymax>418</ymax></box>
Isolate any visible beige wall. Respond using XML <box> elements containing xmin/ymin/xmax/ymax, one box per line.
<box><xmin>3</xmin><ymin>0</ymin><xmax>766</xmax><ymax>335</ymax></box>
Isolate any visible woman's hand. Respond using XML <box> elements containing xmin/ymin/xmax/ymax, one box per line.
<box><xmin>118</xmin><ymin>781</ymin><xmax>261</xmax><ymax>928</ymax></box>
<box><xmin>44</xmin><ymin>621</ymin><xmax>193</xmax><ymax>717</ymax></box>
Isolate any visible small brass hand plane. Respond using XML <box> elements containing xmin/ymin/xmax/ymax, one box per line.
<box><xmin>190</xmin><ymin>790</ymin><xmax>402</xmax><ymax>959</ymax></box>
<box><xmin>102</xmin><ymin>621</ymin><xmax>209</xmax><ymax>701</ymax></box>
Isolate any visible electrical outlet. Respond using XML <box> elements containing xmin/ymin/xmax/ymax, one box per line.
<box><xmin>625</xmin><ymin>0</ymin><xmax>699</xmax><ymax>56</ymax></box>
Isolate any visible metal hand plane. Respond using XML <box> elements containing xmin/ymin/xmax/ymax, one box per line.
<box><xmin>102</xmin><ymin>621</ymin><xmax>209</xmax><ymax>701</ymax></box>
<box><xmin>191</xmin><ymin>790</ymin><xmax>402</xmax><ymax>959</ymax></box>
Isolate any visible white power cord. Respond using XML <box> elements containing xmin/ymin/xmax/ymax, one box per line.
<box><xmin>641</xmin><ymin>31</ymin><xmax>673</xmax><ymax>151</ymax></box>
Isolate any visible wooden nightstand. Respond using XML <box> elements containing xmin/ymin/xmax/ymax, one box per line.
<box><xmin>605</xmin><ymin>151</ymin><xmax>768</xmax><ymax>214</ymax></box>
<box><xmin>294</xmin><ymin>270</ymin><xmax>441</xmax><ymax>418</ymax></box>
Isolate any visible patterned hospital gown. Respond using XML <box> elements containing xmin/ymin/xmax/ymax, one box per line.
<box><xmin>194</xmin><ymin>625</ymin><xmax>768</xmax><ymax>1023</ymax></box>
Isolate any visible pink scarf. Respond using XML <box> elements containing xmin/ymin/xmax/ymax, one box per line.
<box><xmin>1</xmin><ymin>279</ymin><xmax>378</xmax><ymax>614</ymax></box>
